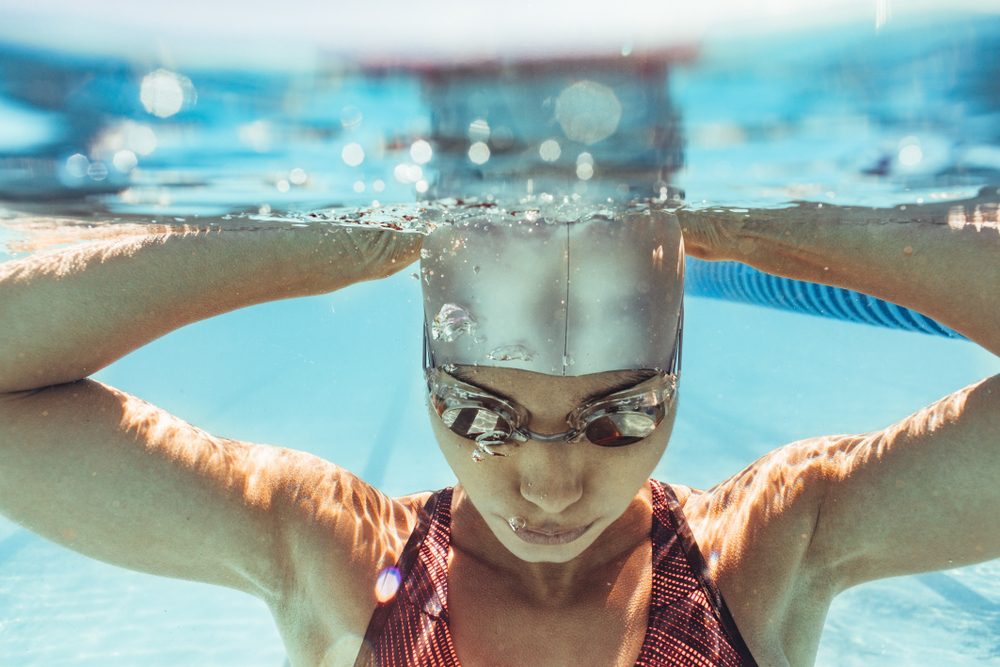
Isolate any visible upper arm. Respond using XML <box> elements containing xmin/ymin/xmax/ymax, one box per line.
<box><xmin>0</xmin><ymin>380</ymin><xmax>419</xmax><ymax>628</ymax></box>
<box><xmin>0</xmin><ymin>379</ymin><xmax>412</xmax><ymax>614</ymax></box>
<box><xmin>806</xmin><ymin>374</ymin><xmax>1000</xmax><ymax>589</ymax></box>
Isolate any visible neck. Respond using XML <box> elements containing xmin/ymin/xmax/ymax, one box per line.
<box><xmin>449</xmin><ymin>483</ymin><xmax>654</xmax><ymax>605</ymax></box>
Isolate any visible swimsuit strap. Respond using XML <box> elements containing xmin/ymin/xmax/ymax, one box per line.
<box><xmin>354</xmin><ymin>487</ymin><xmax>458</xmax><ymax>667</ymax></box>
<box><xmin>637</xmin><ymin>480</ymin><xmax>758</xmax><ymax>667</ymax></box>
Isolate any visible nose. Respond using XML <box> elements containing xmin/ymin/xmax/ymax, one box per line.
<box><xmin>517</xmin><ymin>441</ymin><xmax>584</xmax><ymax>514</ymax></box>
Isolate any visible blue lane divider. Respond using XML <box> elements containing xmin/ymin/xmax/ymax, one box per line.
<box><xmin>686</xmin><ymin>259</ymin><xmax>964</xmax><ymax>339</ymax></box>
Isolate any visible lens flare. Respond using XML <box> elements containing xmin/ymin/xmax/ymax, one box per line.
<box><xmin>374</xmin><ymin>567</ymin><xmax>402</xmax><ymax>603</ymax></box>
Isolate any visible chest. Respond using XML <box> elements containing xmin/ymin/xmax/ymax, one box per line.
<box><xmin>446</xmin><ymin>547</ymin><xmax>653</xmax><ymax>667</ymax></box>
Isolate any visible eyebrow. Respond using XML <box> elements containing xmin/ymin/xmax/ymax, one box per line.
<box><xmin>449</xmin><ymin>368</ymin><xmax>652</xmax><ymax>404</ymax></box>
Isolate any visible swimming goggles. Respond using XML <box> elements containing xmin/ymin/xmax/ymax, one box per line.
<box><xmin>423</xmin><ymin>311</ymin><xmax>682</xmax><ymax>459</ymax></box>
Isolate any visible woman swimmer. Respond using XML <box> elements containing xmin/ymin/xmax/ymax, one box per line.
<box><xmin>0</xmin><ymin>193</ymin><xmax>997</xmax><ymax>667</ymax></box>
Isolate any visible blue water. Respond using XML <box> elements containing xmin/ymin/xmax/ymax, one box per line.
<box><xmin>1</xmin><ymin>7</ymin><xmax>999</xmax><ymax>666</ymax></box>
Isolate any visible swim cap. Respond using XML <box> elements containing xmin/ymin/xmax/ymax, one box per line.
<box><xmin>420</xmin><ymin>209</ymin><xmax>684</xmax><ymax>376</ymax></box>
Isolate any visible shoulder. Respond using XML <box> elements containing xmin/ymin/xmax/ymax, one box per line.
<box><xmin>266</xmin><ymin>450</ymin><xmax>439</xmax><ymax>633</ymax></box>
<box><xmin>662</xmin><ymin>444</ymin><xmax>838</xmax><ymax>663</ymax></box>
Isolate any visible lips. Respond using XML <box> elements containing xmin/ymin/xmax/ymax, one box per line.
<box><xmin>509</xmin><ymin>521</ymin><xmax>593</xmax><ymax>546</ymax></box>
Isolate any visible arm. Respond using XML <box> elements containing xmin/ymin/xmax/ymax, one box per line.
<box><xmin>0</xmin><ymin>222</ymin><xmax>421</xmax><ymax>393</ymax></box>
<box><xmin>0</xmin><ymin>223</ymin><xmax>422</xmax><ymax>606</ymax></box>
<box><xmin>677</xmin><ymin>192</ymin><xmax>1000</xmax><ymax>585</ymax></box>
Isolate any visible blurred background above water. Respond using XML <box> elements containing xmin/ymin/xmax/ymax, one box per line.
<box><xmin>0</xmin><ymin>1</ymin><xmax>997</xmax><ymax>225</ymax></box>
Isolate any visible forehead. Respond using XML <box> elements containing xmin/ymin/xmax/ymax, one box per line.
<box><xmin>449</xmin><ymin>365</ymin><xmax>651</xmax><ymax>404</ymax></box>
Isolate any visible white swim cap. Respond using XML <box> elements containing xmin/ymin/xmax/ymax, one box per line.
<box><xmin>420</xmin><ymin>208</ymin><xmax>684</xmax><ymax>376</ymax></box>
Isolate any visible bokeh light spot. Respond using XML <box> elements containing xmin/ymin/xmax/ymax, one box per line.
<box><xmin>87</xmin><ymin>162</ymin><xmax>108</xmax><ymax>181</ymax></box>
<box><xmin>468</xmin><ymin>141</ymin><xmax>490</xmax><ymax>165</ymax></box>
<box><xmin>898</xmin><ymin>137</ymin><xmax>923</xmax><ymax>168</ymax></box>
<box><xmin>410</xmin><ymin>139</ymin><xmax>433</xmax><ymax>164</ymax></box>
<box><xmin>468</xmin><ymin>118</ymin><xmax>491</xmax><ymax>142</ymax></box>
<box><xmin>393</xmin><ymin>163</ymin><xmax>423</xmax><ymax>183</ymax></box>
<box><xmin>64</xmin><ymin>153</ymin><xmax>89</xmax><ymax>179</ymax></box>
<box><xmin>140</xmin><ymin>69</ymin><xmax>195</xmax><ymax>118</ymax></box>
<box><xmin>342</xmin><ymin>143</ymin><xmax>366</xmax><ymax>167</ymax></box>
<box><xmin>375</xmin><ymin>567</ymin><xmax>402</xmax><ymax>603</ymax></box>
<box><xmin>555</xmin><ymin>80</ymin><xmax>622</xmax><ymax>145</ymax></box>
<box><xmin>112</xmin><ymin>150</ymin><xmax>138</xmax><ymax>173</ymax></box>
<box><xmin>341</xmin><ymin>106</ymin><xmax>363</xmax><ymax>130</ymax></box>
<box><xmin>539</xmin><ymin>139</ymin><xmax>561</xmax><ymax>162</ymax></box>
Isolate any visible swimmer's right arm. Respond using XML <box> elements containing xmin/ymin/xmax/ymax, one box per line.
<box><xmin>0</xmin><ymin>224</ymin><xmax>422</xmax><ymax>622</ymax></box>
<box><xmin>0</xmin><ymin>224</ymin><xmax>421</xmax><ymax>393</ymax></box>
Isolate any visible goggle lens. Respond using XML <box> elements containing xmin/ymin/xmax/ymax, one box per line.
<box><xmin>584</xmin><ymin>412</ymin><xmax>658</xmax><ymax>447</ymax></box>
<box><xmin>439</xmin><ymin>405</ymin><xmax>514</xmax><ymax>440</ymax></box>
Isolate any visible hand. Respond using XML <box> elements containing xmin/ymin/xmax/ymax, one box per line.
<box><xmin>676</xmin><ymin>209</ymin><xmax>748</xmax><ymax>262</ymax></box>
<box><xmin>314</xmin><ymin>225</ymin><xmax>424</xmax><ymax>287</ymax></box>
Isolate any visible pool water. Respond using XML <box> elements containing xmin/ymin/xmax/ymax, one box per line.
<box><xmin>1</xmin><ymin>5</ymin><xmax>999</xmax><ymax>666</ymax></box>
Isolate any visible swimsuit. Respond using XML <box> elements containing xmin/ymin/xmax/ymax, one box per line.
<box><xmin>354</xmin><ymin>480</ymin><xmax>758</xmax><ymax>666</ymax></box>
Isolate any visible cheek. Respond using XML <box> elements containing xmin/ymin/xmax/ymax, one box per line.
<box><xmin>590</xmin><ymin>432</ymin><xmax>668</xmax><ymax>491</ymax></box>
<box><xmin>429</xmin><ymin>407</ymin><xmax>517</xmax><ymax>495</ymax></box>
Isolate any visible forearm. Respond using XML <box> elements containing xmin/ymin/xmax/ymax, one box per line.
<box><xmin>678</xmin><ymin>194</ymin><xmax>1000</xmax><ymax>355</ymax></box>
<box><xmin>0</xmin><ymin>223</ymin><xmax>419</xmax><ymax>393</ymax></box>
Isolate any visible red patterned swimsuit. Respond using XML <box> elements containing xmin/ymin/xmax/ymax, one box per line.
<box><xmin>354</xmin><ymin>480</ymin><xmax>757</xmax><ymax>667</ymax></box>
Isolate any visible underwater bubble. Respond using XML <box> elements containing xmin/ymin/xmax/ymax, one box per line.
<box><xmin>487</xmin><ymin>344</ymin><xmax>536</xmax><ymax>362</ymax></box>
<box><xmin>432</xmin><ymin>303</ymin><xmax>478</xmax><ymax>342</ymax></box>
<box><xmin>420</xmin><ymin>248</ymin><xmax>432</xmax><ymax>259</ymax></box>
<box><xmin>442</xmin><ymin>363</ymin><xmax>458</xmax><ymax>373</ymax></box>
<box><xmin>374</xmin><ymin>567</ymin><xmax>402</xmax><ymax>603</ymax></box>
<box><xmin>507</xmin><ymin>516</ymin><xmax>527</xmax><ymax>532</ymax></box>
<box><xmin>562</xmin><ymin>354</ymin><xmax>575</xmax><ymax>367</ymax></box>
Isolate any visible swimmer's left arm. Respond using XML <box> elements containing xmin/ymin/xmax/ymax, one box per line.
<box><xmin>678</xmin><ymin>188</ymin><xmax>1000</xmax><ymax>355</ymax></box>
<box><xmin>803</xmin><ymin>375</ymin><xmax>999</xmax><ymax>585</ymax></box>
<box><xmin>678</xmin><ymin>192</ymin><xmax>1000</xmax><ymax>582</ymax></box>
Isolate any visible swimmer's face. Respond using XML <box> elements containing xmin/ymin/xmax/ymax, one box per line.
<box><xmin>428</xmin><ymin>366</ymin><xmax>675</xmax><ymax>563</ymax></box>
